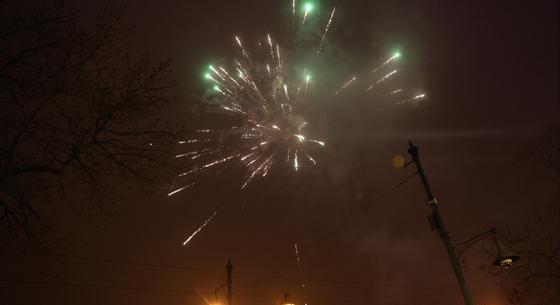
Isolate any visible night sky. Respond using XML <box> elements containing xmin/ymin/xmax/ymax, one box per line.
<box><xmin>3</xmin><ymin>0</ymin><xmax>559</xmax><ymax>305</ymax></box>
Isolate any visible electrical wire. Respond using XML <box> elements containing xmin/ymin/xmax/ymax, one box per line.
<box><xmin>0</xmin><ymin>278</ymin><xmax>437</xmax><ymax>305</ymax></box>
<box><xmin>34</xmin><ymin>252</ymin><xmax>500</xmax><ymax>295</ymax></box>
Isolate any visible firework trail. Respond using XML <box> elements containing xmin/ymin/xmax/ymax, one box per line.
<box><xmin>333</xmin><ymin>76</ymin><xmax>356</xmax><ymax>98</ymax></box>
<box><xmin>302</xmin><ymin>3</ymin><xmax>313</xmax><ymax>24</ymax></box>
<box><xmin>396</xmin><ymin>93</ymin><xmax>427</xmax><ymax>105</ymax></box>
<box><xmin>294</xmin><ymin>243</ymin><xmax>307</xmax><ymax>288</ymax></box>
<box><xmin>366</xmin><ymin>69</ymin><xmax>398</xmax><ymax>91</ymax></box>
<box><xmin>317</xmin><ymin>7</ymin><xmax>336</xmax><ymax>54</ymax></box>
<box><xmin>183</xmin><ymin>211</ymin><xmax>217</xmax><ymax>246</ymax></box>
<box><xmin>168</xmin><ymin>1</ymin><xmax>425</xmax><ymax>196</ymax></box>
<box><xmin>167</xmin><ymin>182</ymin><xmax>195</xmax><ymax>196</ymax></box>
<box><xmin>292</xmin><ymin>0</ymin><xmax>296</xmax><ymax>26</ymax></box>
<box><xmin>294</xmin><ymin>243</ymin><xmax>301</xmax><ymax>264</ymax></box>
<box><xmin>370</xmin><ymin>51</ymin><xmax>401</xmax><ymax>74</ymax></box>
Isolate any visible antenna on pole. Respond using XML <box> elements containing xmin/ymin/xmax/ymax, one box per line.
<box><xmin>226</xmin><ymin>259</ymin><xmax>233</xmax><ymax>305</ymax></box>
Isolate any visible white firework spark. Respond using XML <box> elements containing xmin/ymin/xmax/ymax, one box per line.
<box><xmin>167</xmin><ymin>182</ymin><xmax>195</xmax><ymax>196</ymax></box>
<box><xmin>183</xmin><ymin>211</ymin><xmax>217</xmax><ymax>246</ymax></box>
<box><xmin>294</xmin><ymin>243</ymin><xmax>306</xmax><ymax>288</ymax></box>
<box><xmin>317</xmin><ymin>7</ymin><xmax>336</xmax><ymax>54</ymax></box>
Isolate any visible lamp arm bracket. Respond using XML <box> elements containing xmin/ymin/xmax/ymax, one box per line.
<box><xmin>454</xmin><ymin>227</ymin><xmax>497</xmax><ymax>259</ymax></box>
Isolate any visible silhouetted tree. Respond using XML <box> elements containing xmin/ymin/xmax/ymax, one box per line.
<box><xmin>520</xmin><ymin>126</ymin><xmax>560</xmax><ymax>180</ymax></box>
<box><xmin>0</xmin><ymin>3</ymin><xmax>179</xmax><ymax>248</ymax></box>
<box><xmin>483</xmin><ymin>126</ymin><xmax>560</xmax><ymax>305</ymax></box>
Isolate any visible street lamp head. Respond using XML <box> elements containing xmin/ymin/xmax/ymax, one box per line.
<box><xmin>492</xmin><ymin>238</ymin><xmax>520</xmax><ymax>268</ymax></box>
<box><xmin>392</xmin><ymin>155</ymin><xmax>406</xmax><ymax>168</ymax></box>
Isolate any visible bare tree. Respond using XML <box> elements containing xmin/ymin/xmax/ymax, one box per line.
<box><xmin>519</xmin><ymin>126</ymin><xmax>560</xmax><ymax>181</ymax></box>
<box><xmin>488</xmin><ymin>202</ymin><xmax>560</xmax><ymax>305</ymax></box>
<box><xmin>483</xmin><ymin>126</ymin><xmax>560</xmax><ymax>305</ymax></box>
<box><xmin>0</xmin><ymin>3</ymin><xmax>180</xmax><ymax>248</ymax></box>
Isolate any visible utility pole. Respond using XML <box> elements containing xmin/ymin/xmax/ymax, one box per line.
<box><xmin>407</xmin><ymin>141</ymin><xmax>475</xmax><ymax>305</ymax></box>
<box><xmin>226</xmin><ymin>259</ymin><xmax>233</xmax><ymax>305</ymax></box>
<box><xmin>282</xmin><ymin>292</ymin><xmax>290</xmax><ymax>304</ymax></box>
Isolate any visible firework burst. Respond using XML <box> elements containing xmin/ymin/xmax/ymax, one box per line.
<box><xmin>169</xmin><ymin>1</ymin><xmax>425</xmax><ymax>195</ymax></box>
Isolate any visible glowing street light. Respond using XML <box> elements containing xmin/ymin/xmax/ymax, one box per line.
<box><xmin>492</xmin><ymin>237</ymin><xmax>520</xmax><ymax>268</ymax></box>
<box><xmin>454</xmin><ymin>227</ymin><xmax>520</xmax><ymax>269</ymax></box>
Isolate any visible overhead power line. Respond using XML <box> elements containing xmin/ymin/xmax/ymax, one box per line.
<box><xmin>37</xmin><ymin>253</ymin><xmax>500</xmax><ymax>295</ymax></box>
<box><xmin>1</xmin><ymin>278</ymin><xmax>435</xmax><ymax>305</ymax></box>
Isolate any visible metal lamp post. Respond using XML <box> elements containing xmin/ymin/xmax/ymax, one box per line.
<box><xmin>214</xmin><ymin>259</ymin><xmax>233</xmax><ymax>305</ymax></box>
<box><xmin>395</xmin><ymin>141</ymin><xmax>520</xmax><ymax>305</ymax></box>
<box><xmin>405</xmin><ymin>141</ymin><xmax>475</xmax><ymax>305</ymax></box>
